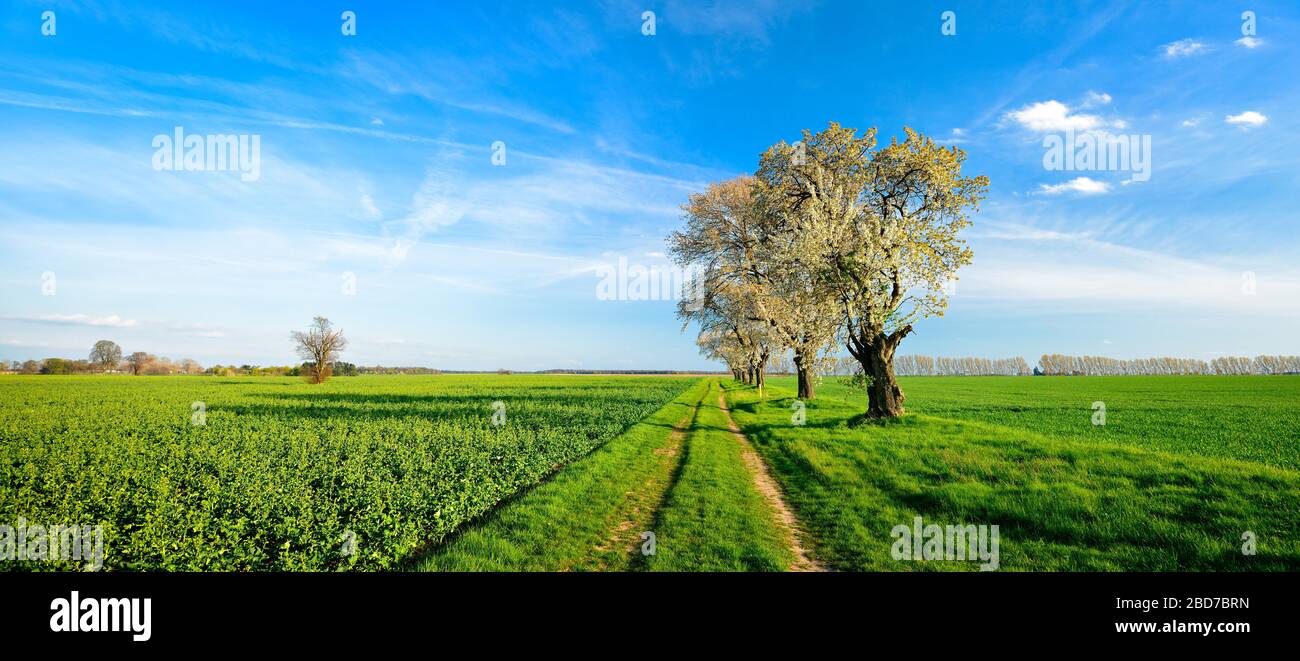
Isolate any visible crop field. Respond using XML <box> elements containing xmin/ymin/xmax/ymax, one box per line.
<box><xmin>3</xmin><ymin>373</ymin><xmax>1297</xmax><ymax>572</ymax></box>
<box><xmin>0</xmin><ymin>374</ymin><xmax>693</xmax><ymax>570</ymax></box>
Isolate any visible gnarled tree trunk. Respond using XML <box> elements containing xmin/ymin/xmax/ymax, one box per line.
<box><xmin>862</xmin><ymin>339</ymin><xmax>904</xmax><ymax>418</ymax></box>
<box><xmin>847</xmin><ymin>325</ymin><xmax>912</xmax><ymax>419</ymax></box>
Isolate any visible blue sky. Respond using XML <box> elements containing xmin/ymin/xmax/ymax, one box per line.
<box><xmin>1</xmin><ymin>0</ymin><xmax>1297</xmax><ymax>370</ymax></box>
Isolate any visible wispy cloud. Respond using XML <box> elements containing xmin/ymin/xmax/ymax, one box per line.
<box><xmin>169</xmin><ymin>323</ymin><xmax>226</xmax><ymax>338</ymax></box>
<box><xmin>963</xmin><ymin>223</ymin><xmax>1300</xmax><ymax>313</ymax></box>
<box><xmin>6</xmin><ymin>314</ymin><xmax>141</xmax><ymax>328</ymax></box>
<box><xmin>659</xmin><ymin>0</ymin><xmax>815</xmax><ymax>42</ymax></box>
<box><xmin>1161</xmin><ymin>39</ymin><xmax>1207</xmax><ymax>58</ymax></box>
<box><xmin>1083</xmin><ymin>91</ymin><xmax>1112</xmax><ymax>106</ymax></box>
<box><xmin>359</xmin><ymin>193</ymin><xmax>382</xmax><ymax>220</ymax></box>
<box><xmin>338</xmin><ymin>51</ymin><xmax>578</xmax><ymax>134</ymax></box>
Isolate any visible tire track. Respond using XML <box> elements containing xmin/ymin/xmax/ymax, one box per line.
<box><xmin>717</xmin><ymin>389</ymin><xmax>828</xmax><ymax>572</ymax></box>
<box><xmin>588</xmin><ymin>390</ymin><xmax>701</xmax><ymax>569</ymax></box>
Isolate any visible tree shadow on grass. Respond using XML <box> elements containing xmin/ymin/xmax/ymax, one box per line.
<box><xmin>846</xmin><ymin>412</ymin><xmax>921</xmax><ymax>429</ymax></box>
<box><xmin>399</xmin><ymin>400</ymin><xmax>703</xmax><ymax>570</ymax></box>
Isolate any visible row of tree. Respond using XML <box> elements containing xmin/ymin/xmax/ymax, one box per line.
<box><xmin>1038</xmin><ymin>354</ymin><xmax>1300</xmax><ymax>376</ymax></box>
<box><xmin>895</xmin><ymin>355</ymin><xmax>1032</xmax><ymax>376</ymax></box>
<box><xmin>1</xmin><ymin>341</ymin><xmax>204</xmax><ymax>375</ymax></box>
<box><xmin>3</xmin><ymin>317</ymin><xmax>356</xmax><ymax>382</ymax></box>
<box><xmin>2</xmin><ymin>357</ymin><xmax>198</xmax><ymax>375</ymax></box>
<box><xmin>0</xmin><ymin>355</ymin><xmax>364</xmax><ymax>377</ymax></box>
<box><xmin>668</xmin><ymin>122</ymin><xmax>988</xmax><ymax>417</ymax></box>
<box><xmin>765</xmin><ymin>353</ymin><xmax>1300</xmax><ymax>377</ymax></box>
<box><xmin>205</xmin><ymin>362</ymin><xmax>358</xmax><ymax>377</ymax></box>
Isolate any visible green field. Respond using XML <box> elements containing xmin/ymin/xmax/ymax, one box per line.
<box><xmin>417</xmin><ymin>379</ymin><xmax>794</xmax><ymax>571</ymax></box>
<box><xmin>3</xmin><ymin>373</ymin><xmax>1297</xmax><ymax>571</ymax></box>
<box><xmin>808</xmin><ymin>375</ymin><xmax>1300</xmax><ymax>470</ymax></box>
<box><xmin>741</xmin><ymin>375</ymin><xmax>1300</xmax><ymax>570</ymax></box>
<box><xmin>0</xmin><ymin>374</ymin><xmax>693</xmax><ymax>570</ymax></box>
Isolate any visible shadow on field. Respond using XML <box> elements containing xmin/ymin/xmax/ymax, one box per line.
<box><xmin>207</xmin><ymin>390</ymin><xmax>672</xmax><ymax>423</ymax></box>
<box><xmin>210</xmin><ymin>401</ymin><xmax>693</xmax><ymax>432</ymax></box>
<box><xmin>399</xmin><ymin>397</ymin><xmax>702</xmax><ymax>570</ymax></box>
<box><xmin>246</xmin><ymin>390</ymin><xmax>672</xmax><ymax>406</ymax></box>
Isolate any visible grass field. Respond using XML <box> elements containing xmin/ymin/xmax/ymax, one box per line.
<box><xmin>3</xmin><ymin>373</ymin><xmax>1297</xmax><ymax>571</ymax></box>
<box><xmin>805</xmin><ymin>375</ymin><xmax>1300</xmax><ymax>470</ymax></box>
<box><xmin>735</xmin><ymin>376</ymin><xmax>1300</xmax><ymax>570</ymax></box>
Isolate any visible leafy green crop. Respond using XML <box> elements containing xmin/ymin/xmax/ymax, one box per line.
<box><xmin>0</xmin><ymin>374</ymin><xmax>693</xmax><ymax>571</ymax></box>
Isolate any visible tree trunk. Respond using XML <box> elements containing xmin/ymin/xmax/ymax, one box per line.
<box><xmin>847</xmin><ymin>326</ymin><xmax>912</xmax><ymax>419</ymax></box>
<box><xmin>863</xmin><ymin>339</ymin><xmax>904</xmax><ymax>418</ymax></box>
<box><xmin>793</xmin><ymin>350</ymin><xmax>815</xmax><ymax>399</ymax></box>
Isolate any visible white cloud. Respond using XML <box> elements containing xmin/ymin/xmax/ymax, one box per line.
<box><xmin>1037</xmin><ymin>177</ymin><xmax>1112</xmax><ymax>196</ymax></box>
<box><xmin>1225</xmin><ymin>111</ymin><xmax>1267</xmax><ymax>128</ymax></box>
<box><xmin>1235</xmin><ymin>36</ymin><xmax>1262</xmax><ymax>49</ymax></box>
<box><xmin>1005</xmin><ymin>100</ymin><xmax>1102</xmax><ymax>132</ymax></box>
<box><xmin>1161</xmin><ymin>39</ymin><xmax>1206</xmax><ymax>58</ymax></box>
<box><xmin>1180</xmin><ymin>118</ymin><xmax>1200</xmax><ymax>128</ymax></box>
<box><xmin>370</xmin><ymin>117</ymin><xmax>384</xmax><ymax>126</ymax></box>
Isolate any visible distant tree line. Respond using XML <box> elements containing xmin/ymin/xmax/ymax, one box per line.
<box><xmin>204</xmin><ymin>361</ymin><xmax>358</xmax><ymax>377</ymax></box>
<box><xmin>536</xmin><ymin>369</ymin><xmax>716</xmax><ymax>375</ymax></box>
<box><xmin>355</xmin><ymin>366</ymin><xmax>443</xmax><ymax>375</ymax></box>
<box><xmin>762</xmin><ymin>352</ymin><xmax>1300</xmax><ymax>378</ymax></box>
<box><xmin>895</xmin><ymin>355</ymin><xmax>1033</xmax><ymax>376</ymax></box>
<box><xmin>6</xmin><ymin>341</ymin><xmax>1296</xmax><ymax>379</ymax></box>
<box><xmin>1</xmin><ymin>356</ymin><xmax>363</xmax><ymax>377</ymax></box>
<box><xmin>1</xmin><ymin>340</ymin><xmax>203</xmax><ymax>375</ymax></box>
<box><xmin>1037</xmin><ymin>354</ymin><xmax>1300</xmax><ymax>376</ymax></box>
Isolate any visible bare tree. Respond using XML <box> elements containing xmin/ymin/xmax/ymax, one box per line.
<box><xmin>89</xmin><ymin>340</ymin><xmax>122</xmax><ymax>372</ymax></box>
<box><xmin>126</xmin><ymin>352</ymin><xmax>152</xmax><ymax>376</ymax></box>
<box><xmin>291</xmin><ymin>316</ymin><xmax>348</xmax><ymax>384</ymax></box>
